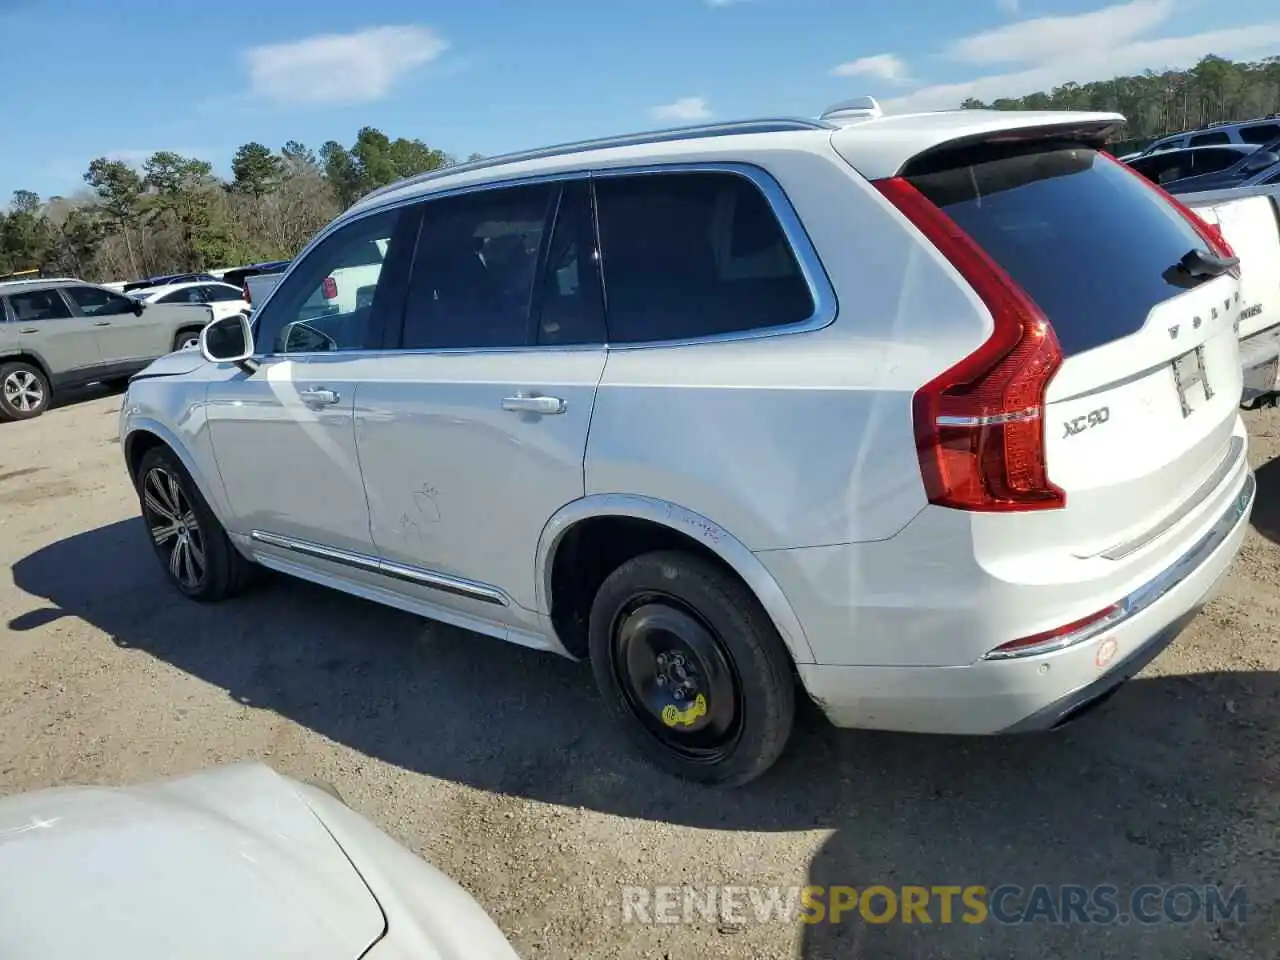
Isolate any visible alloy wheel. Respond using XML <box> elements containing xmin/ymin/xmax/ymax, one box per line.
<box><xmin>3</xmin><ymin>370</ymin><xmax>44</xmax><ymax>413</ymax></box>
<box><xmin>141</xmin><ymin>466</ymin><xmax>206</xmax><ymax>590</ymax></box>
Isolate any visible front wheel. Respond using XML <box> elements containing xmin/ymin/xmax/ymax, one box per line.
<box><xmin>0</xmin><ymin>361</ymin><xmax>51</xmax><ymax>420</ymax></box>
<box><xmin>173</xmin><ymin>329</ymin><xmax>203</xmax><ymax>352</ymax></box>
<box><xmin>588</xmin><ymin>550</ymin><xmax>795</xmax><ymax>786</ymax></box>
<box><xmin>134</xmin><ymin>446</ymin><xmax>251</xmax><ymax>601</ymax></box>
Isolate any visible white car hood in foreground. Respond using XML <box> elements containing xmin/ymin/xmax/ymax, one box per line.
<box><xmin>0</xmin><ymin>764</ymin><xmax>384</xmax><ymax>959</ymax></box>
<box><xmin>0</xmin><ymin>764</ymin><xmax>522</xmax><ymax>960</ymax></box>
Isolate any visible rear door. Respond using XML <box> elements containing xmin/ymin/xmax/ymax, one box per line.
<box><xmin>906</xmin><ymin>146</ymin><xmax>1243</xmax><ymax>555</ymax></box>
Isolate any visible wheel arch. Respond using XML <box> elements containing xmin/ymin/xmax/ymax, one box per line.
<box><xmin>122</xmin><ymin>419</ymin><xmax>229</xmax><ymax>525</ymax></box>
<box><xmin>0</xmin><ymin>350</ymin><xmax>54</xmax><ymax>384</ymax></box>
<box><xmin>536</xmin><ymin>495</ymin><xmax>815</xmax><ymax>664</ymax></box>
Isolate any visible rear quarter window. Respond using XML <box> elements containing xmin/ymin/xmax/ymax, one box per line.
<box><xmin>908</xmin><ymin>148</ymin><xmax>1210</xmax><ymax>357</ymax></box>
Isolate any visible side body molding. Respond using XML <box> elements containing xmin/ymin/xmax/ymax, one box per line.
<box><xmin>535</xmin><ymin>494</ymin><xmax>817</xmax><ymax>664</ymax></box>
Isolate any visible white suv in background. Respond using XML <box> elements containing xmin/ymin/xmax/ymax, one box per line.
<box><xmin>119</xmin><ymin>103</ymin><xmax>1256</xmax><ymax>786</ymax></box>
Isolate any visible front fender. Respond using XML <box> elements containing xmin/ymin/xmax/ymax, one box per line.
<box><xmin>120</xmin><ymin>408</ymin><xmax>230</xmax><ymax>526</ymax></box>
<box><xmin>535</xmin><ymin>494</ymin><xmax>816</xmax><ymax>664</ymax></box>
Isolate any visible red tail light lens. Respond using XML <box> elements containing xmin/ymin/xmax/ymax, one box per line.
<box><xmin>322</xmin><ymin>276</ymin><xmax>338</xmax><ymax>299</ymax></box>
<box><xmin>874</xmin><ymin>177</ymin><xmax>1066</xmax><ymax>512</ymax></box>
<box><xmin>242</xmin><ymin>281</ymin><xmax>251</xmax><ymax>304</ymax></box>
<box><xmin>1103</xmin><ymin>154</ymin><xmax>1240</xmax><ymax>275</ymax></box>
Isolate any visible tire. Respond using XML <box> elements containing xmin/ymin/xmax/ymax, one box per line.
<box><xmin>134</xmin><ymin>445</ymin><xmax>251</xmax><ymax>602</ymax></box>
<box><xmin>0</xmin><ymin>361</ymin><xmax>51</xmax><ymax>421</ymax></box>
<box><xmin>588</xmin><ymin>550</ymin><xmax>796</xmax><ymax>787</ymax></box>
<box><xmin>173</xmin><ymin>329</ymin><xmax>203</xmax><ymax>352</ymax></box>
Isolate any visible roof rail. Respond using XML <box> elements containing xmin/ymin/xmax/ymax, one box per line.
<box><xmin>357</xmin><ymin>117</ymin><xmax>835</xmax><ymax>205</ymax></box>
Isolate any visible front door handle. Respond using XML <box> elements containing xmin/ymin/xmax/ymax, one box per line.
<box><xmin>501</xmin><ymin>395</ymin><xmax>566</xmax><ymax>415</ymax></box>
<box><xmin>93</xmin><ymin>320</ymin><xmax>111</xmax><ymax>326</ymax></box>
<box><xmin>18</xmin><ymin>328</ymin><xmax>38</xmax><ymax>334</ymax></box>
<box><xmin>299</xmin><ymin>386</ymin><xmax>341</xmax><ymax>406</ymax></box>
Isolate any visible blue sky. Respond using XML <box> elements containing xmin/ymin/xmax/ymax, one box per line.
<box><xmin>2</xmin><ymin>0</ymin><xmax>1279</xmax><ymax>199</ymax></box>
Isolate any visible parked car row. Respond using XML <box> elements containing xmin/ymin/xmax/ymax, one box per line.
<box><xmin>121</xmin><ymin>101</ymin><xmax>1262</xmax><ymax>789</ymax></box>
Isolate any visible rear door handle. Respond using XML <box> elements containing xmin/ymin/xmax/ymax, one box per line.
<box><xmin>501</xmin><ymin>395</ymin><xmax>566</xmax><ymax>415</ymax></box>
<box><xmin>299</xmin><ymin>386</ymin><xmax>341</xmax><ymax>406</ymax></box>
<box><xmin>93</xmin><ymin>321</ymin><xmax>111</xmax><ymax>326</ymax></box>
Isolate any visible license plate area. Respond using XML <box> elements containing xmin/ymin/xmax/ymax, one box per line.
<box><xmin>1172</xmin><ymin>346</ymin><xmax>1213</xmax><ymax>417</ymax></box>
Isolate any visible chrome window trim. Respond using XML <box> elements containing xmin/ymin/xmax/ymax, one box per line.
<box><xmin>249</xmin><ymin>530</ymin><xmax>510</xmax><ymax>606</ymax></box>
<box><xmin>250</xmin><ymin>162</ymin><xmax>838</xmax><ymax>360</ymax></box>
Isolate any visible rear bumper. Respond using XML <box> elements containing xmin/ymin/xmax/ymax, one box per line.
<box><xmin>1240</xmin><ymin>322</ymin><xmax>1280</xmax><ymax>401</ymax></box>
<box><xmin>794</xmin><ymin>470</ymin><xmax>1255</xmax><ymax>735</ymax></box>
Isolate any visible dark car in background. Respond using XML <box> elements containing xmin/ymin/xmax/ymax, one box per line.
<box><xmin>1161</xmin><ymin>137</ymin><xmax>1280</xmax><ymax>195</ymax></box>
<box><xmin>1125</xmin><ymin>143</ymin><xmax>1270</xmax><ymax>186</ymax></box>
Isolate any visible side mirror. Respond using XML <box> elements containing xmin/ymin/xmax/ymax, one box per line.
<box><xmin>131</xmin><ymin>298</ymin><xmax>145</xmax><ymax>316</ymax></box>
<box><xmin>1246</xmin><ymin>151</ymin><xmax>1280</xmax><ymax>172</ymax></box>
<box><xmin>200</xmin><ymin>313</ymin><xmax>255</xmax><ymax>364</ymax></box>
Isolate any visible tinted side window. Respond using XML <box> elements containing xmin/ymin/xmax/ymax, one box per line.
<box><xmin>1129</xmin><ymin>154</ymin><xmax>1190</xmax><ymax>184</ymax></box>
<box><xmin>401</xmin><ymin>183</ymin><xmax>556</xmax><ymax>349</ymax></box>
<box><xmin>203</xmin><ymin>285</ymin><xmax>244</xmax><ymax>303</ymax></box>
<box><xmin>158</xmin><ymin>287</ymin><xmax>204</xmax><ymax>304</ymax></box>
<box><xmin>1189</xmin><ymin>132</ymin><xmax>1230</xmax><ymax>146</ymax></box>
<box><xmin>9</xmin><ymin>289</ymin><xmax>73</xmax><ymax>321</ymax></box>
<box><xmin>595</xmin><ymin>171</ymin><xmax>814</xmax><ymax>343</ymax></box>
<box><xmin>1192</xmin><ymin>149</ymin><xmax>1246</xmax><ymax>174</ymax></box>
<box><xmin>1239</xmin><ymin>124</ymin><xmax>1280</xmax><ymax>145</ymax></box>
<box><xmin>64</xmin><ymin>285</ymin><xmax>136</xmax><ymax>316</ymax></box>
<box><xmin>256</xmin><ymin>208</ymin><xmax>405</xmax><ymax>355</ymax></box>
<box><xmin>535</xmin><ymin>181</ymin><xmax>606</xmax><ymax>346</ymax></box>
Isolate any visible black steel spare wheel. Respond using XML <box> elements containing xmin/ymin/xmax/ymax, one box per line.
<box><xmin>141</xmin><ymin>465</ymin><xmax>207</xmax><ymax>591</ymax></box>
<box><xmin>612</xmin><ymin>595</ymin><xmax>744</xmax><ymax>761</ymax></box>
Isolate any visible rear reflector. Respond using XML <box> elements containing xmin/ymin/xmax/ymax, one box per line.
<box><xmin>984</xmin><ymin>604</ymin><xmax>1125</xmax><ymax>660</ymax></box>
<box><xmin>875</xmin><ymin>177</ymin><xmax>1066</xmax><ymax>512</ymax></box>
<box><xmin>1104</xmin><ymin>154</ymin><xmax>1240</xmax><ymax>276</ymax></box>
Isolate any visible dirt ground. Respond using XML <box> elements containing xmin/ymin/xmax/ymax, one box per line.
<box><xmin>1</xmin><ymin>385</ymin><xmax>1277</xmax><ymax>959</ymax></box>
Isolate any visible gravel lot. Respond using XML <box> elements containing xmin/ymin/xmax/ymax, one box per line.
<box><xmin>1</xmin><ymin>386</ymin><xmax>1278</xmax><ymax>959</ymax></box>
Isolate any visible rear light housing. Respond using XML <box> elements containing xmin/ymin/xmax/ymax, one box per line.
<box><xmin>322</xmin><ymin>276</ymin><xmax>338</xmax><ymax>299</ymax></box>
<box><xmin>1104</xmin><ymin>154</ymin><xmax>1240</xmax><ymax>276</ymax></box>
<box><xmin>875</xmin><ymin>177</ymin><xmax>1066</xmax><ymax>513</ymax></box>
<box><xmin>984</xmin><ymin>603</ymin><xmax>1124</xmax><ymax>660</ymax></box>
<box><xmin>242</xmin><ymin>281</ymin><xmax>251</xmax><ymax>304</ymax></box>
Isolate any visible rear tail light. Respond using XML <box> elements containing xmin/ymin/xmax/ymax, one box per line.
<box><xmin>874</xmin><ymin>177</ymin><xmax>1066</xmax><ymax>513</ymax></box>
<box><xmin>984</xmin><ymin>603</ymin><xmax>1124</xmax><ymax>660</ymax></box>
<box><xmin>322</xmin><ymin>276</ymin><xmax>338</xmax><ymax>299</ymax></box>
<box><xmin>1104</xmin><ymin>154</ymin><xmax>1240</xmax><ymax>276</ymax></box>
<box><xmin>242</xmin><ymin>281</ymin><xmax>251</xmax><ymax>304</ymax></box>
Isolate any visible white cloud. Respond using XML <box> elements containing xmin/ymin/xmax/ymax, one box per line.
<box><xmin>831</xmin><ymin>53</ymin><xmax>911</xmax><ymax>84</ymax></box>
<box><xmin>652</xmin><ymin>96</ymin><xmax>712</xmax><ymax>122</ymax></box>
<box><xmin>883</xmin><ymin>1</ymin><xmax>1280</xmax><ymax>113</ymax></box>
<box><xmin>244</xmin><ymin>25</ymin><xmax>448</xmax><ymax>106</ymax></box>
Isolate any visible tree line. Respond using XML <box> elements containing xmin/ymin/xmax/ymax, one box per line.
<box><xmin>961</xmin><ymin>54</ymin><xmax>1280</xmax><ymax>152</ymax></box>
<box><xmin>0</xmin><ymin>127</ymin><xmax>480</xmax><ymax>283</ymax></box>
<box><xmin>4</xmin><ymin>53</ymin><xmax>1280</xmax><ymax>282</ymax></box>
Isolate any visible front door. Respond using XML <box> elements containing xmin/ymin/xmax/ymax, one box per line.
<box><xmin>60</xmin><ymin>284</ymin><xmax>164</xmax><ymax>364</ymax></box>
<box><xmin>4</xmin><ymin>287</ymin><xmax>103</xmax><ymax>379</ymax></box>
<box><xmin>356</xmin><ymin>180</ymin><xmax>608</xmax><ymax>614</ymax></box>
<box><xmin>204</xmin><ymin>206</ymin><xmax>413</xmax><ymax>566</ymax></box>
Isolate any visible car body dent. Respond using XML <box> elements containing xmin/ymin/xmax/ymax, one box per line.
<box><xmin>535</xmin><ymin>493</ymin><xmax>816</xmax><ymax>664</ymax></box>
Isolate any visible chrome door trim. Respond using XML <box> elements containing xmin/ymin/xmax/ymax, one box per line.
<box><xmin>249</xmin><ymin>530</ymin><xmax>510</xmax><ymax>606</ymax></box>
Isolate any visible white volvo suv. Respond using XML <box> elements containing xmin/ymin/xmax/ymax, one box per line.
<box><xmin>120</xmin><ymin>101</ymin><xmax>1257</xmax><ymax>786</ymax></box>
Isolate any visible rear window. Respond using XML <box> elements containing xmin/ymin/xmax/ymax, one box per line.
<box><xmin>908</xmin><ymin>147</ymin><xmax>1211</xmax><ymax>356</ymax></box>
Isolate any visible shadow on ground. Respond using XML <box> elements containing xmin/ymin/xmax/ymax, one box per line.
<box><xmin>11</xmin><ymin>519</ymin><xmax>1279</xmax><ymax>957</ymax></box>
<box><xmin>1249</xmin><ymin>453</ymin><xmax>1280</xmax><ymax>547</ymax></box>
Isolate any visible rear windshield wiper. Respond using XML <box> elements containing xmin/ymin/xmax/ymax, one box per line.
<box><xmin>1163</xmin><ymin>247</ymin><xmax>1240</xmax><ymax>289</ymax></box>
<box><xmin>1177</xmin><ymin>247</ymin><xmax>1239</xmax><ymax>277</ymax></box>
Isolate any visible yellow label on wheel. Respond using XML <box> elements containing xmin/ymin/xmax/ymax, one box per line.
<box><xmin>661</xmin><ymin>694</ymin><xmax>708</xmax><ymax>728</ymax></box>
